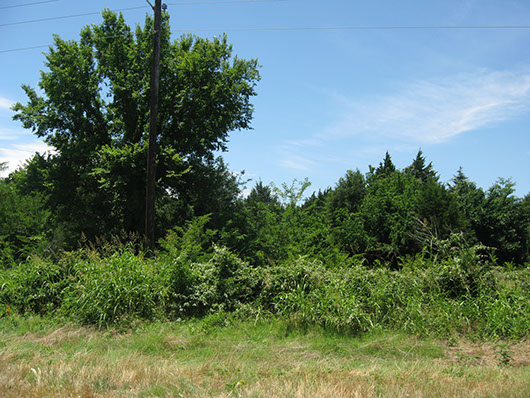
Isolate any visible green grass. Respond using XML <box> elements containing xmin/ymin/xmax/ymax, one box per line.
<box><xmin>0</xmin><ymin>315</ymin><xmax>529</xmax><ymax>397</ymax></box>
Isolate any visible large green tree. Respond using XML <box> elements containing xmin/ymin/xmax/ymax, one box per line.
<box><xmin>12</xmin><ymin>10</ymin><xmax>260</xmax><ymax>247</ymax></box>
<box><xmin>477</xmin><ymin>178</ymin><xmax>529</xmax><ymax>264</ymax></box>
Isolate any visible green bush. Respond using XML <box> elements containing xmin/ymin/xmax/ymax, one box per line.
<box><xmin>61</xmin><ymin>249</ymin><xmax>166</xmax><ymax>326</ymax></box>
<box><xmin>255</xmin><ymin>250</ymin><xmax>528</xmax><ymax>338</ymax></box>
<box><xmin>475</xmin><ymin>267</ymin><xmax>530</xmax><ymax>338</ymax></box>
<box><xmin>163</xmin><ymin>245</ymin><xmax>260</xmax><ymax>317</ymax></box>
<box><xmin>0</xmin><ymin>257</ymin><xmax>69</xmax><ymax>316</ymax></box>
<box><xmin>0</xmin><ymin>235</ymin><xmax>527</xmax><ymax>339</ymax></box>
<box><xmin>260</xmin><ymin>256</ymin><xmax>327</xmax><ymax>312</ymax></box>
<box><xmin>159</xmin><ymin>215</ymin><xmax>217</xmax><ymax>263</ymax></box>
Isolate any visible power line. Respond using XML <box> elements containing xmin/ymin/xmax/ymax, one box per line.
<box><xmin>0</xmin><ymin>0</ymin><xmax>58</xmax><ymax>10</ymax></box>
<box><xmin>0</xmin><ymin>44</ymin><xmax>48</xmax><ymax>53</ymax></box>
<box><xmin>0</xmin><ymin>34</ymin><xmax>129</xmax><ymax>54</ymax></box>
<box><xmin>2</xmin><ymin>24</ymin><xmax>529</xmax><ymax>53</ymax></box>
<box><xmin>174</xmin><ymin>25</ymin><xmax>530</xmax><ymax>32</ymax></box>
<box><xmin>166</xmin><ymin>0</ymin><xmax>286</xmax><ymax>4</ymax></box>
<box><xmin>2</xmin><ymin>24</ymin><xmax>530</xmax><ymax>53</ymax></box>
<box><xmin>0</xmin><ymin>6</ymin><xmax>148</xmax><ymax>27</ymax></box>
<box><xmin>0</xmin><ymin>0</ymin><xmax>285</xmax><ymax>28</ymax></box>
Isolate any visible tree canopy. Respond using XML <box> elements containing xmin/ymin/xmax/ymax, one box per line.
<box><xmin>11</xmin><ymin>9</ymin><xmax>260</xmax><ymax>246</ymax></box>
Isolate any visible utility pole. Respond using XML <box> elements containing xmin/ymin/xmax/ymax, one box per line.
<box><xmin>145</xmin><ymin>0</ymin><xmax>163</xmax><ymax>251</ymax></box>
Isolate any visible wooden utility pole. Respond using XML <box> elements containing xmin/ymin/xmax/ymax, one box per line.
<box><xmin>145</xmin><ymin>0</ymin><xmax>162</xmax><ymax>251</ymax></box>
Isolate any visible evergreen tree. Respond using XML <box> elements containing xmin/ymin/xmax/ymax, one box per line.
<box><xmin>375</xmin><ymin>151</ymin><xmax>396</xmax><ymax>177</ymax></box>
<box><xmin>405</xmin><ymin>149</ymin><xmax>437</xmax><ymax>182</ymax></box>
<box><xmin>478</xmin><ymin>178</ymin><xmax>528</xmax><ymax>264</ymax></box>
<box><xmin>448</xmin><ymin>167</ymin><xmax>485</xmax><ymax>240</ymax></box>
<box><xmin>326</xmin><ymin>169</ymin><xmax>365</xmax><ymax>215</ymax></box>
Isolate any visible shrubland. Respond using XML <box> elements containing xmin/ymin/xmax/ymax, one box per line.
<box><xmin>1</xmin><ymin>218</ymin><xmax>528</xmax><ymax>340</ymax></box>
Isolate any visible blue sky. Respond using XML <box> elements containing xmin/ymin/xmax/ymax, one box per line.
<box><xmin>1</xmin><ymin>0</ymin><xmax>529</xmax><ymax>197</ymax></box>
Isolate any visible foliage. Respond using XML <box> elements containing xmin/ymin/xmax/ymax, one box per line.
<box><xmin>0</xmin><ymin>164</ymin><xmax>50</xmax><ymax>267</ymax></box>
<box><xmin>11</xmin><ymin>9</ymin><xmax>260</xmax><ymax>248</ymax></box>
<box><xmin>162</xmin><ymin>245</ymin><xmax>260</xmax><ymax>317</ymax></box>
<box><xmin>359</xmin><ymin>170</ymin><xmax>422</xmax><ymax>264</ymax></box>
<box><xmin>156</xmin><ymin>156</ymin><xmax>244</xmax><ymax>237</ymax></box>
<box><xmin>159</xmin><ymin>214</ymin><xmax>217</xmax><ymax>263</ymax></box>
<box><xmin>1</xmin><ymin>235</ymin><xmax>528</xmax><ymax>339</ymax></box>
<box><xmin>61</xmin><ymin>248</ymin><xmax>166</xmax><ymax>326</ymax></box>
<box><xmin>404</xmin><ymin>149</ymin><xmax>437</xmax><ymax>182</ymax></box>
<box><xmin>228</xmin><ymin>180</ymin><xmax>284</xmax><ymax>266</ymax></box>
<box><xmin>0</xmin><ymin>257</ymin><xmax>67</xmax><ymax>316</ymax></box>
<box><xmin>478</xmin><ymin>178</ymin><xmax>529</xmax><ymax>264</ymax></box>
<box><xmin>160</xmin><ymin>217</ymin><xmax>260</xmax><ymax>316</ymax></box>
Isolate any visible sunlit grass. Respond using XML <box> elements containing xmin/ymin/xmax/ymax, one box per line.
<box><xmin>1</xmin><ymin>315</ymin><xmax>528</xmax><ymax>397</ymax></box>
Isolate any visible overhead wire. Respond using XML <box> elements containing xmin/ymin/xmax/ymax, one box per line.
<box><xmin>0</xmin><ymin>0</ymin><xmax>285</xmax><ymax>53</ymax></box>
<box><xmin>0</xmin><ymin>0</ymin><xmax>285</xmax><ymax>27</ymax></box>
<box><xmin>0</xmin><ymin>6</ymin><xmax>148</xmax><ymax>27</ymax></box>
<box><xmin>0</xmin><ymin>0</ymin><xmax>58</xmax><ymax>10</ymax></box>
<box><xmin>173</xmin><ymin>24</ymin><xmax>530</xmax><ymax>32</ymax></box>
<box><xmin>2</xmin><ymin>23</ymin><xmax>529</xmax><ymax>54</ymax></box>
<box><xmin>0</xmin><ymin>44</ymin><xmax>49</xmax><ymax>53</ymax></box>
<box><xmin>5</xmin><ymin>0</ymin><xmax>527</xmax><ymax>31</ymax></box>
<box><xmin>0</xmin><ymin>33</ymin><xmax>130</xmax><ymax>54</ymax></box>
<box><xmin>2</xmin><ymin>0</ymin><xmax>529</xmax><ymax>54</ymax></box>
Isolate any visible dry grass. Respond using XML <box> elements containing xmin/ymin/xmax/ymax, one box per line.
<box><xmin>0</xmin><ymin>317</ymin><xmax>529</xmax><ymax>397</ymax></box>
<box><xmin>443</xmin><ymin>339</ymin><xmax>530</xmax><ymax>367</ymax></box>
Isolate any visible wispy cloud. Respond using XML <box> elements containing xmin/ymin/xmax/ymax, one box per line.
<box><xmin>279</xmin><ymin>154</ymin><xmax>316</xmax><ymax>171</ymax></box>
<box><xmin>279</xmin><ymin>68</ymin><xmax>530</xmax><ymax>171</ymax></box>
<box><xmin>323</xmin><ymin>69</ymin><xmax>530</xmax><ymax>144</ymax></box>
<box><xmin>0</xmin><ymin>128</ymin><xmax>19</xmax><ymax>141</ymax></box>
<box><xmin>0</xmin><ymin>97</ymin><xmax>14</xmax><ymax>111</ymax></box>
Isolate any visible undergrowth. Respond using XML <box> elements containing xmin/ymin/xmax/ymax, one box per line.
<box><xmin>0</xmin><ymin>228</ymin><xmax>528</xmax><ymax>339</ymax></box>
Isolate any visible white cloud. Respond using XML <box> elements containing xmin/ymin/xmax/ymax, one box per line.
<box><xmin>278</xmin><ymin>68</ymin><xmax>530</xmax><ymax>172</ymax></box>
<box><xmin>0</xmin><ymin>128</ymin><xmax>19</xmax><ymax>141</ymax></box>
<box><xmin>0</xmin><ymin>97</ymin><xmax>14</xmax><ymax>111</ymax></box>
<box><xmin>322</xmin><ymin>69</ymin><xmax>530</xmax><ymax>144</ymax></box>
<box><xmin>0</xmin><ymin>141</ymin><xmax>53</xmax><ymax>177</ymax></box>
<box><xmin>279</xmin><ymin>154</ymin><xmax>316</xmax><ymax>171</ymax></box>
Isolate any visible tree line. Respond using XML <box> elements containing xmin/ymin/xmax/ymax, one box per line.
<box><xmin>1</xmin><ymin>9</ymin><xmax>529</xmax><ymax>268</ymax></box>
<box><xmin>2</xmin><ymin>147</ymin><xmax>529</xmax><ymax>268</ymax></box>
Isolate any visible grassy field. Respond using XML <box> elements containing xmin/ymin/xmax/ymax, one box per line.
<box><xmin>0</xmin><ymin>315</ymin><xmax>528</xmax><ymax>397</ymax></box>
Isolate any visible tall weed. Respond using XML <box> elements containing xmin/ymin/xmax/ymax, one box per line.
<box><xmin>0</xmin><ymin>256</ymin><xmax>69</xmax><ymax>316</ymax></box>
<box><xmin>61</xmin><ymin>248</ymin><xmax>166</xmax><ymax>326</ymax></box>
<box><xmin>0</xmin><ymin>234</ymin><xmax>528</xmax><ymax>339</ymax></box>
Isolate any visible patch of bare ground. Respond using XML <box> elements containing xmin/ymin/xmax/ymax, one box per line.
<box><xmin>442</xmin><ymin>339</ymin><xmax>530</xmax><ymax>367</ymax></box>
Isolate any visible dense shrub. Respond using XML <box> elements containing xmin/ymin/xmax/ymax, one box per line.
<box><xmin>60</xmin><ymin>249</ymin><xmax>166</xmax><ymax>326</ymax></box>
<box><xmin>0</xmin><ymin>257</ymin><xmax>68</xmax><ymax>316</ymax></box>
<box><xmin>0</xmin><ymin>240</ymin><xmax>528</xmax><ymax>338</ymax></box>
<box><xmin>0</xmin><ymin>170</ymin><xmax>50</xmax><ymax>267</ymax></box>
<box><xmin>163</xmin><ymin>245</ymin><xmax>261</xmax><ymax>317</ymax></box>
